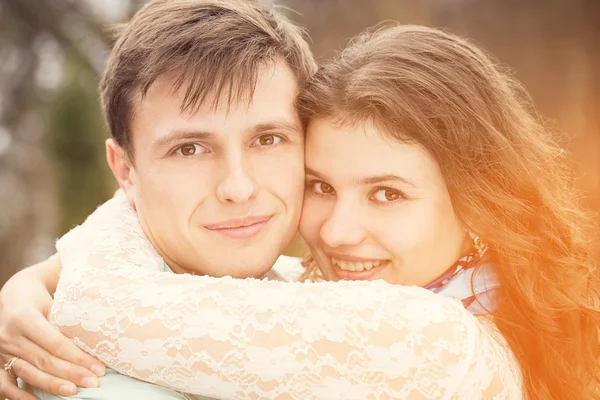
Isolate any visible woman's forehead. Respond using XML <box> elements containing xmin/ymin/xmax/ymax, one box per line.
<box><xmin>305</xmin><ymin>117</ymin><xmax>443</xmax><ymax>188</ymax></box>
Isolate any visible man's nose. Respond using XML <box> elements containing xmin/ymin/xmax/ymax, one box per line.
<box><xmin>215</xmin><ymin>156</ymin><xmax>257</xmax><ymax>204</ymax></box>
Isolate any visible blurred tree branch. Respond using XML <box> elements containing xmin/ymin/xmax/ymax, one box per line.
<box><xmin>3</xmin><ymin>0</ymin><xmax>109</xmax><ymax>75</ymax></box>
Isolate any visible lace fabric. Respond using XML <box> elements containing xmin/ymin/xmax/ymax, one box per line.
<box><xmin>51</xmin><ymin>193</ymin><xmax>522</xmax><ymax>399</ymax></box>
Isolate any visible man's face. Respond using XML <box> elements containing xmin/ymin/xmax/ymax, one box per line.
<box><xmin>115</xmin><ymin>61</ymin><xmax>304</xmax><ymax>278</ymax></box>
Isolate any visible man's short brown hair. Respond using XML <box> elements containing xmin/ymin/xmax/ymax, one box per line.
<box><xmin>100</xmin><ymin>0</ymin><xmax>316</xmax><ymax>153</ymax></box>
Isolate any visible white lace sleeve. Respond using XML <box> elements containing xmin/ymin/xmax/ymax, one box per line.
<box><xmin>51</xmin><ymin>194</ymin><xmax>521</xmax><ymax>399</ymax></box>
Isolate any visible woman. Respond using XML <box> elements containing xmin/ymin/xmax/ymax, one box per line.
<box><xmin>36</xmin><ymin>25</ymin><xmax>600</xmax><ymax>399</ymax></box>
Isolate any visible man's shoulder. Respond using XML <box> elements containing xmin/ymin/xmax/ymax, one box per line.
<box><xmin>269</xmin><ymin>255</ymin><xmax>305</xmax><ymax>282</ymax></box>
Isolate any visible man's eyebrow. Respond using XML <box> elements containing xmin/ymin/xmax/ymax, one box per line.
<box><xmin>152</xmin><ymin>130</ymin><xmax>218</xmax><ymax>148</ymax></box>
<box><xmin>305</xmin><ymin>167</ymin><xmax>415</xmax><ymax>187</ymax></box>
<box><xmin>153</xmin><ymin>120</ymin><xmax>302</xmax><ymax>149</ymax></box>
<box><xmin>248</xmin><ymin>120</ymin><xmax>303</xmax><ymax>136</ymax></box>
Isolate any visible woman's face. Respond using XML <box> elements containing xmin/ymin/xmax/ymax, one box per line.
<box><xmin>299</xmin><ymin>118</ymin><xmax>470</xmax><ymax>286</ymax></box>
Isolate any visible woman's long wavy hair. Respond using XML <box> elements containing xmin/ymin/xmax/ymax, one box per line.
<box><xmin>297</xmin><ymin>25</ymin><xmax>600</xmax><ymax>399</ymax></box>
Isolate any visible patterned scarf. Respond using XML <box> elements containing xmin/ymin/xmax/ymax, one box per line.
<box><xmin>424</xmin><ymin>253</ymin><xmax>499</xmax><ymax>315</ymax></box>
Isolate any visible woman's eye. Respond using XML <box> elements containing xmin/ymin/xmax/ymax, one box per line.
<box><xmin>253</xmin><ymin>134</ymin><xmax>282</xmax><ymax>147</ymax></box>
<box><xmin>312</xmin><ymin>181</ymin><xmax>335</xmax><ymax>195</ymax></box>
<box><xmin>371</xmin><ymin>188</ymin><xmax>402</xmax><ymax>203</ymax></box>
<box><xmin>176</xmin><ymin>144</ymin><xmax>207</xmax><ymax>156</ymax></box>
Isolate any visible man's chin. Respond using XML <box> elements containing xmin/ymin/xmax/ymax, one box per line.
<box><xmin>192</xmin><ymin>252</ymin><xmax>280</xmax><ymax>279</ymax></box>
<box><xmin>219</xmin><ymin>260</ymin><xmax>274</xmax><ymax>279</ymax></box>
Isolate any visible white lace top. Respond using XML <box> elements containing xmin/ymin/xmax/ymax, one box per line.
<box><xmin>50</xmin><ymin>193</ymin><xmax>522</xmax><ymax>399</ymax></box>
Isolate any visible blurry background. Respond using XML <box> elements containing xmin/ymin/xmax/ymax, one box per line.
<box><xmin>1</xmin><ymin>0</ymin><xmax>598</xmax><ymax>287</ymax></box>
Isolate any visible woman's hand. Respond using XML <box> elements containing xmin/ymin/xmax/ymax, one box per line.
<box><xmin>0</xmin><ymin>256</ymin><xmax>106</xmax><ymax>398</ymax></box>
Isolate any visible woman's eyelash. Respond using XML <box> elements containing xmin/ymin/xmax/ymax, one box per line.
<box><xmin>369</xmin><ymin>186</ymin><xmax>407</xmax><ymax>205</ymax></box>
<box><xmin>304</xmin><ymin>179</ymin><xmax>408</xmax><ymax>204</ymax></box>
<box><xmin>305</xmin><ymin>179</ymin><xmax>334</xmax><ymax>196</ymax></box>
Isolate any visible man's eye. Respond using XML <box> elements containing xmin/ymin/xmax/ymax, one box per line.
<box><xmin>253</xmin><ymin>135</ymin><xmax>282</xmax><ymax>146</ymax></box>
<box><xmin>176</xmin><ymin>144</ymin><xmax>207</xmax><ymax>156</ymax></box>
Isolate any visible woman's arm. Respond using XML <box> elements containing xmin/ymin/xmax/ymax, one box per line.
<box><xmin>52</xmin><ymin>194</ymin><xmax>519</xmax><ymax>399</ymax></box>
<box><xmin>0</xmin><ymin>256</ymin><xmax>105</xmax><ymax>399</ymax></box>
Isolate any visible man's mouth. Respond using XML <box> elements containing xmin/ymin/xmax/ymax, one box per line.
<box><xmin>204</xmin><ymin>215</ymin><xmax>272</xmax><ymax>239</ymax></box>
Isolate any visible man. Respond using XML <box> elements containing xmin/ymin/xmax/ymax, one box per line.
<box><xmin>0</xmin><ymin>0</ymin><xmax>316</xmax><ymax>398</ymax></box>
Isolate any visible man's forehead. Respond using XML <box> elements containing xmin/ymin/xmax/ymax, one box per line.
<box><xmin>131</xmin><ymin>62</ymin><xmax>302</xmax><ymax>145</ymax></box>
<box><xmin>140</xmin><ymin>60</ymin><xmax>299</xmax><ymax>111</ymax></box>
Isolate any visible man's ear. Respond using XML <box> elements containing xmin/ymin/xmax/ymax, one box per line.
<box><xmin>106</xmin><ymin>138</ymin><xmax>137</xmax><ymax>209</ymax></box>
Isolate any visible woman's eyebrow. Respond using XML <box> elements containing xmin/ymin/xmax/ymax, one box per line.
<box><xmin>357</xmin><ymin>174</ymin><xmax>416</xmax><ymax>187</ymax></box>
<box><xmin>304</xmin><ymin>167</ymin><xmax>416</xmax><ymax>187</ymax></box>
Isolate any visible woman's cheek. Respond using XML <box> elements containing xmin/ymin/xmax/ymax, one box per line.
<box><xmin>299</xmin><ymin>197</ymin><xmax>328</xmax><ymax>244</ymax></box>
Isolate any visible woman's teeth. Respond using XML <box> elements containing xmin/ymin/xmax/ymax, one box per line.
<box><xmin>330</xmin><ymin>257</ymin><xmax>383</xmax><ymax>272</ymax></box>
